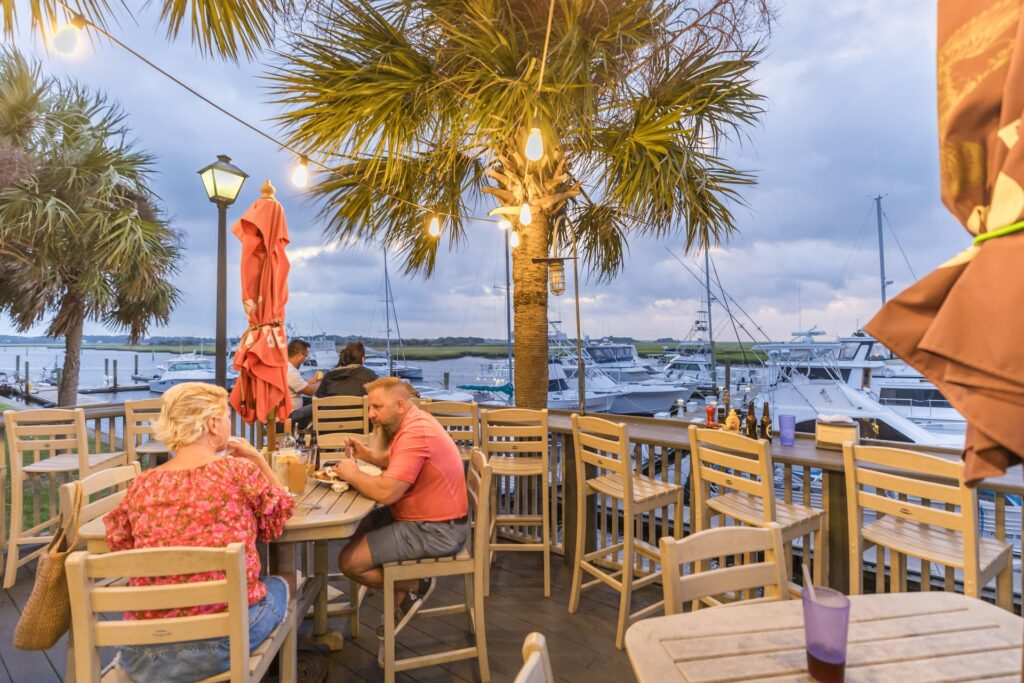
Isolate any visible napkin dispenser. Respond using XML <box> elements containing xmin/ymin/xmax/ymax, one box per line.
<box><xmin>814</xmin><ymin>415</ymin><xmax>859</xmax><ymax>451</ymax></box>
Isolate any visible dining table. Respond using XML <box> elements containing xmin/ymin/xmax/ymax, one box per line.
<box><xmin>77</xmin><ymin>476</ymin><xmax>376</xmax><ymax>651</ymax></box>
<box><xmin>625</xmin><ymin>591</ymin><xmax>1022</xmax><ymax>682</ymax></box>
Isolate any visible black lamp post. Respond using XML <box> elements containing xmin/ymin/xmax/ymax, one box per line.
<box><xmin>197</xmin><ymin>154</ymin><xmax>248</xmax><ymax>387</ymax></box>
<box><xmin>533</xmin><ymin>216</ymin><xmax>585</xmax><ymax>412</ymax></box>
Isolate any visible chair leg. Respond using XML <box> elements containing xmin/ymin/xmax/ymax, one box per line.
<box><xmin>4</xmin><ymin>472</ymin><xmax>24</xmax><ymax>589</ymax></box>
<box><xmin>615</xmin><ymin>524</ymin><xmax>634</xmax><ymax>650</ymax></box>
<box><xmin>893</xmin><ymin>552</ymin><xmax>907</xmax><ymax>593</ymax></box>
<box><xmin>0</xmin><ymin>466</ymin><xmax>6</xmax><ymax>589</ymax></box>
<box><xmin>812</xmin><ymin>522</ymin><xmax>824</xmax><ymax>588</ymax></box>
<box><xmin>996</xmin><ymin>560</ymin><xmax>1013</xmax><ymax>611</ymax></box>
<box><xmin>568</xmin><ymin>491</ymin><xmax>586</xmax><ymax>614</ymax></box>
<box><xmin>464</xmin><ymin>573</ymin><xmax>476</xmax><ymax>634</ymax></box>
<box><xmin>473</xmin><ymin>568</ymin><xmax>491</xmax><ymax>683</ymax></box>
<box><xmin>383</xmin><ymin>569</ymin><xmax>396</xmax><ymax>683</ymax></box>
<box><xmin>349</xmin><ymin>578</ymin><xmax>362</xmax><ymax>638</ymax></box>
<box><xmin>848</xmin><ymin>535</ymin><xmax>863</xmax><ymax>596</ymax></box>
<box><xmin>65</xmin><ymin>628</ymin><xmax>76</xmax><ymax>683</ymax></box>
<box><xmin>280</xmin><ymin>613</ymin><xmax>298</xmax><ymax>683</ymax></box>
<box><xmin>541</xmin><ymin>472</ymin><xmax>551</xmax><ymax>598</ymax></box>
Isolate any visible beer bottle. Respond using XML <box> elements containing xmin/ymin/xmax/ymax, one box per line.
<box><xmin>760</xmin><ymin>402</ymin><xmax>772</xmax><ymax>442</ymax></box>
<box><xmin>745</xmin><ymin>401</ymin><xmax>758</xmax><ymax>439</ymax></box>
<box><xmin>717</xmin><ymin>405</ymin><xmax>726</xmax><ymax>425</ymax></box>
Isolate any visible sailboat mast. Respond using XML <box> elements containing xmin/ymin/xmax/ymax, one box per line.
<box><xmin>705</xmin><ymin>247</ymin><xmax>717</xmax><ymax>387</ymax></box>
<box><xmin>875</xmin><ymin>195</ymin><xmax>888</xmax><ymax>304</ymax></box>
<box><xmin>384</xmin><ymin>251</ymin><xmax>393</xmax><ymax>376</ymax></box>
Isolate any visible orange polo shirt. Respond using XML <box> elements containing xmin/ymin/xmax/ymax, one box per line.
<box><xmin>384</xmin><ymin>407</ymin><xmax>468</xmax><ymax>521</ymax></box>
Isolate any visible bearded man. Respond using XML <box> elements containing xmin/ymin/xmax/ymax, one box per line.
<box><xmin>333</xmin><ymin>376</ymin><xmax>468</xmax><ymax>638</ymax></box>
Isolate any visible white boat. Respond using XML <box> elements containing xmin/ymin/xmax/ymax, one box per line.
<box><xmin>364</xmin><ymin>351</ymin><xmax>424</xmax><ymax>381</ymax></box>
<box><xmin>459</xmin><ymin>361</ymin><xmax>617</xmax><ymax>412</ymax></box>
<box><xmin>149</xmin><ymin>356</ymin><xmax>237</xmax><ymax>394</ymax></box>
<box><xmin>584</xmin><ymin>341</ymin><xmax>658</xmax><ymax>383</ymax></box>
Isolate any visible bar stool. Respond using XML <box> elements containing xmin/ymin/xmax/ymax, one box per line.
<box><xmin>480</xmin><ymin>408</ymin><xmax>549</xmax><ymax>597</ymax></box>
<box><xmin>3</xmin><ymin>408</ymin><xmax>127</xmax><ymax>588</ymax></box>
<box><xmin>844</xmin><ymin>442</ymin><xmax>1012</xmax><ymax>608</ymax></box>
<box><xmin>689</xmin><ymin>425</ymin><xmax>826</xmax><ymax>591</ymax></box>
<box><xmin>568</xmin><ymin>414</ymin><xmax>683</xmax><ymax>649</ymax></box>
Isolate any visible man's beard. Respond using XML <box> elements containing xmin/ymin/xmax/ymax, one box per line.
<box><xmin>373</xmin><ymin>414</ymin><xmax>401</xmax><ymax>449</ymax></box>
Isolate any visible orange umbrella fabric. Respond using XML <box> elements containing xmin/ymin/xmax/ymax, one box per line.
<box><xmin>866</xmin><ymin>0</ymin><xmax>1024</xmax><ymax>485</ymax></box>
<box><xmin>229</xmin><ymin>183</ymin><xmax>292</xmax><ymax>424</ymax></box>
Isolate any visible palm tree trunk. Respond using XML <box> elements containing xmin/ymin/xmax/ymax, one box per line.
<box><xmin>58</xmin><ymin>312</ymin><xmax>84</xmax><ymax>407</ymax></box>
<box><xmin>511</xmin><ymin>210</ymin><xmax>550</xmax><ymax>409</ymax></box>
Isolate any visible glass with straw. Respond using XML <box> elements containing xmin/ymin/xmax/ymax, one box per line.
<box><xmin>802</xmin><ymin>563</ymin><xmax>850</xmax><ymax>682</ymax></box>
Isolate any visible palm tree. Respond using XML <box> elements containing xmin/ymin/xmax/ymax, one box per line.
<box><xmin>268</xmin><ymin>0</ymin><xmax>769</xmax><ymax>408</ymax></box>
<box><xmin>0</xmin><ymin>51</ymin><xmax>182</xmax><ymax>406</ymax></box>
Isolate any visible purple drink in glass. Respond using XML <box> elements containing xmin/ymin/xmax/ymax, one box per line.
<box><xmin>802</xmin><ymin>586</ymin><xmax>850</xmax><ymax>682</ymax></box>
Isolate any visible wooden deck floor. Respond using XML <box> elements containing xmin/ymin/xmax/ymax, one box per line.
<box><xmin>0</xmin><ymin>548</ymin><xmax>654</xmax><ymax>682</ymax></box>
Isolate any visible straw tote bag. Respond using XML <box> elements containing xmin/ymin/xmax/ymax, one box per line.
<box><xmin>14</xmin><ymin>483</ymin><xmax>83</xmax><ymax>650</ymax></box>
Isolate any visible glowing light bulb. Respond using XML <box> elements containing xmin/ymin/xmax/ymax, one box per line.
<box><xmin>52</xmin><ymin>15</ymin><xmax>87</xmax><ymax>57</ymax></box>
<box><xmin>510</xmin><ymin>231</ymin><xmax>521</xmax><ymax>248</ymax></box>
<box><xmin>291</xmin><ymin>158</ymin><xmax>308</xmax><ymax>188</ymax></box>
<box><xmin>519</xmin><ymin>203</ymin><xmax>532</xmax><ymax>225</ymax></box>
<box><xmin>525</xmin><ymin>127</ymin><xmax>544</xmax><ymax>161</ymax></box>
<box><xmin>427</xmin><ymin>215</ymin><xmax>441</xmax><ymax>237</ymax></box>
<box><xmin>498</xmin><ymin>219</ymin><xmax>512</xmax><ymax>231</ymax></box>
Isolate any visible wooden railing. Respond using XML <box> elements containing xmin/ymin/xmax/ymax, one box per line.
<box><xmin>2</xmin><ymin>401</ymin><xmax>1021</xmax><ymax>610</ymax></box>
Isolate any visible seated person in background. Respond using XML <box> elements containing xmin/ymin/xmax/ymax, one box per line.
<box><xmin>287</xmin><ymin>338</ymin><xmax>320</xmax><ymax>410</ymax></box>
<box><xmin>105</xmin><ymin>382</ymin><xmax>295</xmax><ymax>683</ymax></box>
<box><xmin>292</xmin><ymin>340</ymin><xmax>378</xmax><ymax>429</ymax></box>
<box><xmin>334</xmin><ymin>377</ymin><xmax>467</xmax><ymax>637</ymax></box>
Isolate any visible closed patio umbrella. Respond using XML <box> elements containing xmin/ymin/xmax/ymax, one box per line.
<box><xmin>865</xmin><ymin>0</ymin><xmax>1024</xmax><ymax>485</ymax></box>
<box><xmin>230</xmin><ymin>180</ymin><xmax>292</xmax><ymax>425</ymax></box>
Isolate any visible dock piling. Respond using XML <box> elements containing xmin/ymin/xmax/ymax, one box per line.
<box><xmin>443</xmin><ymin>372</ymin><xmax>450</xmax><ymax>389</ymax></box>
<box><xmin>24</xmin><ymin>361</ymin><xmax>29</xmax><ymax>394</ymax></box>
<box><xmin>15</xmin><ymin>354</ymin><xmax>20</xmax><ymax>380</ymax></box>
<box><xmin>134</xmin><ymin>354</ymin><xmax>139</xmax><ymax>376</ymax></box>
<box><xmin>113</xmin><ymin>359</ymin><xmax>118</xmax><ymax>389</ymax></box>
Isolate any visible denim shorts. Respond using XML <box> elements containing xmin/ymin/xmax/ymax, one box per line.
<box><xmin>111</xmin><ymin>575</ymin><xmax>288</xmax><ymax>683</ymax></box>
<box><xmin>365</xmin><ymin>506</ymin><xmax>469</xmax><ymax>567</ymax></box>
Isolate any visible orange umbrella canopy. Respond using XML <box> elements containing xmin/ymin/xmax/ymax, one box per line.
<box><xmin>866</xmin><ymin>0</ymin><xmax>1024</xmax><ymax>485</ymax></box>
<box><xmin>229</xmin><ymin>181</ymin><xmax>292</xmax><ymax>424</ymax></box>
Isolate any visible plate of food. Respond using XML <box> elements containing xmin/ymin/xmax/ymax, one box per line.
<box><xmin>312</xmin><ymin>465</ymin><xmax>349</xmax><ymax>492</ymax></box>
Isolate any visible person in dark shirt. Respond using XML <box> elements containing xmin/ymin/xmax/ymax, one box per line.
<box><xmin>290</xmin><ymin>341</ymin><xmax>378</xmax><ymax>429</ymax></box>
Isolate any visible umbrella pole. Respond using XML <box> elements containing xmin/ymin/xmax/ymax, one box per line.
<box><xmin>267</xmin><ymin>413</ymin><xmax>278</xmax><ymax>454</ymax></box>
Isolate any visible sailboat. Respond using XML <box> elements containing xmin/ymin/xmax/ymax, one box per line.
<box><xmin>366</xmin><ymin>251</ymin><xmax>423</xmax><ymax>381</ymax></box>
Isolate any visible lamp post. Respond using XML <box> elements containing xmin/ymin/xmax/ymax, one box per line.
<box><xmin>198</xmin><ymin>154</ymin><xmax>248</xmax><ymax>388</ymax></box>
<box><xmin>533</xmin><ymin>216</ymin><xmax>585</xmax><ymax>413</ymax></box>
<box><xmin>498</xmin><ymin>220</ymin><xmax>514</xmax><ymax>387</ymax></box>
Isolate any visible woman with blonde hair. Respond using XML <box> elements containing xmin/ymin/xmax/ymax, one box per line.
<box><xmin>104</xmin><ymin>382</ymin><xmax>295</xmax><ymax>682</ymax></box>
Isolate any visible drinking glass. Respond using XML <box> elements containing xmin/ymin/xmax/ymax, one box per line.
<box><xmin>802</xmin><ymin>586</ymin><xmax>850</xmax><ymax>682</ymax></box>
<box><xmin>778</xmin><ymin>414</ymin><xmax>797</xmax><ymax>446</ymax></box>
<box><xmin>287</xmin><ymin>452</ymin><xmax>308</xmax><ymax>495</ymax></box>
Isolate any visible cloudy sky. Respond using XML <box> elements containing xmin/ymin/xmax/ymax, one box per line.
<box><xmin>2</xmin><ymin>0</ymin><xmax>964</xmax><ymax>343</ymax></box>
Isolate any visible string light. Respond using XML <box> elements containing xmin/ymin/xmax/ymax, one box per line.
<box><xmin>498</xmin><ymin>219</ymin><xmax>512</xmax><ymax>231</ymax></box>
<box><xmin>427</xmin><ymin>215</ymin><xmax>441</xmax><ymax>237</ymax></box>
<box><xmin>519</xmin><ymin>203</ymin><xmax>532</xmax><ymax>225</ymax></box>
<box><xmin>52</xmin><ymin>14</ymin><xmax>87</xmax><ymax>57</ymax></box>
<box><xmin>291</xmin><ymin>157</ymin><xmax>309</xmax><ymax>188</ymax></box>
<box><xmin>525</xmin><ymin>126</ymin><xmax>544</xmax><ymax>162</ymax></box>
<box><xmin>509</xmin><ymin>231</ymin><xmax>521</xmax><ymax>248</ymax></box>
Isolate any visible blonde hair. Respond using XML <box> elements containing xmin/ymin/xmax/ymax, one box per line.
<box><xmin>156</xmin><ymin>382</ymin><xmax>229</xmax><ymax>451</ymax></box>
<box><xmin>364</xmin><ymin>376</ymin><xmax>414</xmax><ymax>398</ymax></box>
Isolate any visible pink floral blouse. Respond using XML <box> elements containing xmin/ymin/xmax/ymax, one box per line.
<box><xmin>105</xmin><ymin>457</ymin><xmax>295</xmax><ymax>619</ymax></box>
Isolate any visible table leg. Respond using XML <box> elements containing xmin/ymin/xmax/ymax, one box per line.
<box><xmin>825</xmin><ymin>471</ymin><xmax>849</xmax><ymax>592</ymax></box>
<box><xmin>313</xmin><ymin>540</ymin><xmax>345</xmax><ymax>651</ymax></box>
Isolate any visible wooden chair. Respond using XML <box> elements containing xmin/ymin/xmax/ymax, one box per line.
<box><xmin>659</xmin><ymin>523</ymin><xmax>788</xmax><ymax>614</ymax></box>
<box><xmin>568</xmin><ymin>414</ymin><xmax>683</xmax><ymax>649</ymax></box>
<box><xmin>422</xmin><ymin>400</ymin><xmax>479</xmax><ymax>455</ymax></box>
<box><xmin>67</xmin><ymin>543</ymin><xmax>297</xmax><ymax>682</ymax></box>
<box><xmin>124</xmin><ymin>398</ymin><xmax>171</xmax><ymax>466</ymax></box>
<box><xmin>843</xmin><ymin>442</ymin><xmax>1013</xmax><ymax>608</ymax></box>
<box><xmin>512</xmin><ymin>632</ymin><xmax>554</xmax><ymax>683</ymax></box>
<box><xmin>3</xmin><ymin>408</ymin><xmax>127</xmax><ymax>588</ymax></box>
<box><xmin>688</xmin><ymin>425</ymin><xmax>826</xmax><ymax>591</ymax></box>
<box><xmin>480</xmin><ymin>408</ymin><xmax>550</xmax><ymax>597</ymax></box>
<box><xmin>380</xmin><ymin>447</ymin><xmax>491</xmax><ymax>683</ymax></box>
<box><xmin>312</xmin><ymin>395</ymin><xmax>368</xmax><ymax>458</ymax></box>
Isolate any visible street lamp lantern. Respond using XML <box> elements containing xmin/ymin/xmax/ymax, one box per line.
<box><xmin>198</xmin><ymin>154</ymin><xmax>248</xmax><ymax>206</ymax></box>
<box><xmin>198</xmin><ymin>154</ymin><xmax>248</xmax><ymax>388</ymax></box>
<box><xmin>548</xmin><ymin>261</ymin><xmax>566</xmax><ymax>296</ymax></box>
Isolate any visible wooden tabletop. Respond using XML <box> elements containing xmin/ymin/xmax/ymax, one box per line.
<box><xmin>625</xmin><ymin>592</ymin><xmax>1022</xmax><ymax>682</ymax></box>
<box><xmin>78</xmin><ymin>481</ymin><xmax>376</xmax><ymax>552</ymax></box>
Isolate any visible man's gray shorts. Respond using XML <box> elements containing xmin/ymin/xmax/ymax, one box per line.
<box><xmin>365</xmin><ymin>507</ymin><xmax>469</xmax><ymax>567</ymax></box>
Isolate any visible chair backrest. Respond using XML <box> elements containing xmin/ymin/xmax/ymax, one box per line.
<box><xmin>480</xmin><ymin>408</ymin><xmax>548</xmax><ymax>464</ymax></box>
<box><xmin>512</xmin><ymin>632</ymin><xmax>554</xmax><ymax>683</ymax></box>
<box><xmin>688</xmin><ymin>425</ymin><xmax>775</xmax><ymax>523</ymax></box>
<box><xmin>843</xmin><ymin>442</ymin><xmax>978</xmax><ymax>575</ymax></box>
<box><xmin>571</xmin><ymin>414</ymin><xmax>633</xmax><ymax>504</ymax></box>
<box><xmin>3</xmin><ymin>408</ymin><xmax>92</xmax><ymax>477</ymax></box>
<box><xmin>67</xmin><ymin>543</ymin><xmax>250</xmax><ymax>682</ymax></box>
<box><xmin>59</xmin><ymin>462</ymin><xmax>143</xmax><ymax>546</ymax></box>
<box><xmin>313</xmin><ymin>396</ymin><xmax>368</xmax><ymax>456</ymax></box>
<box><xmin>422</xmin><ymin>401</ymin><xmax>479</xmax><ymax>450</ymax></box>
<box><xmin>467</xmin><ymin>448</ymin><xmax>494</xmax><ymax>563</ymax></box>
<box><xmin>124</xmin><ymin>398</ymin><xmax>164</xmax><ymax>460</ymax></box>
<box><xmin>659</xmin><ymin>523</ymin><xmax>788</xmax><ymax>615</ymax></box>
